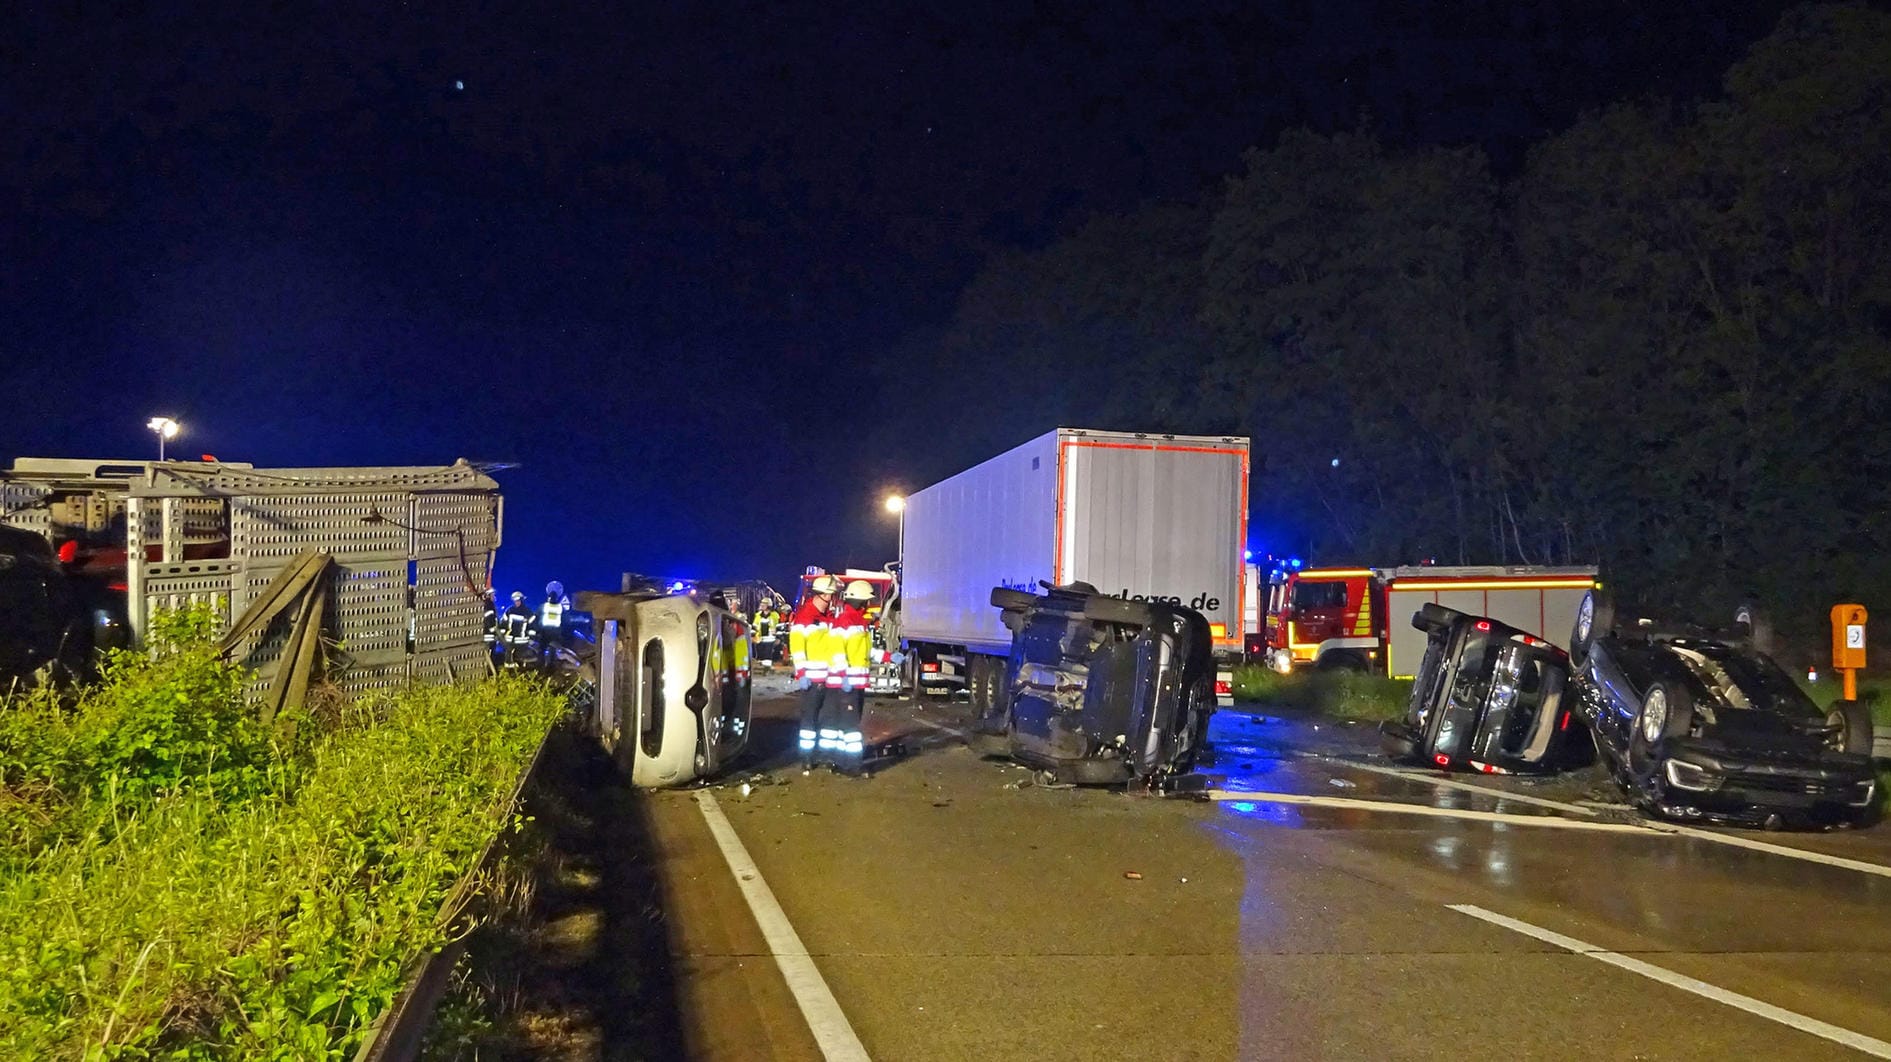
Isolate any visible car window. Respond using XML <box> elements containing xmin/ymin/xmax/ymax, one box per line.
<box><xmin>1291</xmin><ymin>581</ymin><xmax>1349</xmax><ymax>611</ymax></box>
<box><xmin>1701</xmin><ymin>645</ymin><xmax>1822</xmax><ymax>719</ymax></box>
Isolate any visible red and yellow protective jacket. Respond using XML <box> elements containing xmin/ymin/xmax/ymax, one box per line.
<box><xmin>789</xmin><ymin>598</ymin><xmax>831</xmax><ymax>684</ymax></box>
<box><xmin>828</xmin><ymin>602</ymin><xmax>872</xmax><ymax>690</ymax></box>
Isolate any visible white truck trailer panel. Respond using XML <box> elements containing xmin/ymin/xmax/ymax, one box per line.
<box><xmin>1057</xmin><ymin>432</ymin><xmax>1248</xmax><ymax>650</ymax></box>
<box><xmin>902</xmin><ymin>432</ymin><xmax>1058</xmax><ymax>654</ymax></box>
<box><xmin>902</xmin><ymin>428</ymin><xmax>1250</xmax><ymax>655</ymax></box>
<box><xmin>1383</xmin><ymin>566</ymin><xmax>1599</xmax><ymax>678</ymax></box>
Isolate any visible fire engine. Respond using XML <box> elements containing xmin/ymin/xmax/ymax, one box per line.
<box><xmin>1247</xmin><ymin>563</ymin><xmax>1598</xmax><ymax>678</ymax></box>
<box><xmin>798</xmin><ymin>566</ymin><xmax>903</xmax><ymax>694</ymax></box>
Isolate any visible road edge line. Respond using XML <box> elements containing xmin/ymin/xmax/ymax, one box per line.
<box><xmin>1205</xmin><ymin>789</ymin><xmax>1647</xmax><ymax>832</ymax></box>
<box><xmin>1637</xmin><ymin>820</ymin><xmax>1891</xmax><ymax>880</ymax></box>
<box><xmin>1447</xmin><ymin>903</ymin><xmax>1891</xmax><ymax>1058</ymax></box>
<box><xmin>694</xmin><ymin>791</ymin><xmax>870</xmax><ymax>1061</ymax></box>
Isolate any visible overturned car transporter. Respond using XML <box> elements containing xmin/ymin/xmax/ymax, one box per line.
<box><xmin>1</xmin><ymin>457</ymin><xmax>502</xmax><ymax>696</ymax></box>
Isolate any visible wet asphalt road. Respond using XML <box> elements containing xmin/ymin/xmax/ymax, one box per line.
<box><xmin>635</xmin><ymin>674</ymin><xmax>1891</xmax><ymax>1060</ymax></box>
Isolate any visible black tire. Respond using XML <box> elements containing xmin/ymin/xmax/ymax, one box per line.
<box><xmin>990</xmin><ymin>587</ymin><xmax>1038</xmax><ymax>612</ymax></box>
<box><xmin>1412</xmin><ymin>602</ymin><xmax>1463</xmax><ymax>632</ymax></box>
<box><xmin>967</xmin><ymin>655</ymin><xmax>991</xmax><ymax>714</ymax></box>
<box><xmin>1827</xmin><ymin>699</ymin><xmax>1874</xmax><ymax>756</ymax></box>
<box><xmin>1379</xmin><ymin>723</ymin><xmax>1420</xmax><ymax>763</ymax></box>
<box><xmin>909</xmin><ymin>653</ymin><xmax>942</xmax><ymax>699</ymax></box>
<box><xmin>1628</xmin><ymin>679</ymin><xmax>1693</xmax><ymax>775</ymax></box>
<box><xmin>1733</xmin><ymin>602</ymin><xmax>1777</xmax><ymax>657</ymax></box>
<box><xmin>1569</xmin><ymin>589</ymin><xmax>1614</xmax><ymax>667</ymax></box>
<box><xmin>1080</xmin><ymin>594</ymin><xmax>1149</xmax><ymax>625</ymax></box>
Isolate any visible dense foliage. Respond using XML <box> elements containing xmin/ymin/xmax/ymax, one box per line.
<box><xmin>0</xmin><ymin>609</ymin><xmax>564</xmax><ymax>1059</ymax></box>
<box><xmin>890</xmin><ymin>3</ymin><xmax>1891</xmax><ymax>644</ymax></box>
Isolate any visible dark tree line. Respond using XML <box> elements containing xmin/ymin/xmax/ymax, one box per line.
<box><xmin>890</xmin><ymin>3</ymin><xmax>1891</xmax><ymax>644</ymax></box>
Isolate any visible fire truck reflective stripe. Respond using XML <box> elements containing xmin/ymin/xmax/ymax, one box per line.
<box><xmin>1393</xmin><ymin>580</ymin><xmax>1597</xmax><ymax>590</ymax></box>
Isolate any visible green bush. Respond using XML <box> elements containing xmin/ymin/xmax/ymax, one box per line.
<box><xmin>0</xmin><ymin>607</ymin><xmax>564</xmax><ymax>1059</ymax></box>
<box><xmin>1230</xmin><ymin>664</ymin><xmax>1412</xmax><ymax>723</ymax></box>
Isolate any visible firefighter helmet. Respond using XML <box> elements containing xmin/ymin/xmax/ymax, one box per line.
<box><xmin>510</xmin><ymin>590</ymin><xmax>525</xmax><ymax>603</ymax></box>
<box><xmin>809</xmin><ymin>574</ymin><xmax>842</xmax><ymax>596</ymax></box>
<box><xmin>843</xmin><ymin>579</ymin><xmax>875</xmax><ymax>604</ymax></box>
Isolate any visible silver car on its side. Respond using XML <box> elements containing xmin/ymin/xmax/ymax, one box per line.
<box><xmin>577</xmin><ymin>590</ymin><xmax>752</xmax><ymax>788</ymax></box>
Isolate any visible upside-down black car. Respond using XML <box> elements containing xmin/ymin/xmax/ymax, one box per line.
<box><xmin>1380</xmin><ymin>603</ymin><xmax>1585</xmax><ymax>774</ymax></box>
<box><xmin>1568</xmin><ymin>590</ymin><xmax>1877</xmax><ymax>827</ymax></box>
<box><xmin>972</xmin><ymin>582</ymin><xmax>1215</xmax><ymax>786</ymax></box>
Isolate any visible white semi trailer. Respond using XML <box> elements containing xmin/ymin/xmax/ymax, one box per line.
<box><xmin>896</xmin><ymin>427</ymin><xmax>1250</xmax><ymax>704</ymax></box>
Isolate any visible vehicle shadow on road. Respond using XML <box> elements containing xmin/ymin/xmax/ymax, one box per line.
<box><xmin>460</xmin><ymin>725</ymin><xmax>690</xmax><ymax>1061</ymax></box>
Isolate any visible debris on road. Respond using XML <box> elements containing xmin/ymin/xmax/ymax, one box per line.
<box><xmin>1328</xmin><ymin>777</ymin><xmax>1356</xmax><ymax>789</ymax></box>
<box><xmin>1123</xmin><ymin>871</ymin><xmax>1143</xmax><ymax>880</ymax></box>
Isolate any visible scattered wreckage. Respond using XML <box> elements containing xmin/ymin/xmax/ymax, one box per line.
<box><xmin>970</xmin><ymin>582</ymin><xmax>1215</xmax><ymax>788</ymax></box>
<box><xmin>1382</xmin><ymin>590</ymin><xmax>1879</xmax><ymax>827</ymax></box>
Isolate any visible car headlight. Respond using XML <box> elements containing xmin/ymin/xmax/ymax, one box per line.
<box><xmin>1664</xmin><ymin>759</ymin><xmax>1720</xmax><ymax>792</ymax></box>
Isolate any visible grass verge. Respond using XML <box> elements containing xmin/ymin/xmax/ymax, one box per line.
<box><xmin>1230</xmin><ymin>664</ymin><xmax>1412</xmax><ymax>723</ymax></box>
<box><xmin>0</xmin><ymin>608</ymin><xmax>564</xmax><ymax>1059</ymax></box>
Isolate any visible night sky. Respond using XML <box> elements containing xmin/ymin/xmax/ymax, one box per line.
<box><xmin>2</xmin><ymin>1</ymin><xmax>1808</xmax><ymax>597</ymax></box>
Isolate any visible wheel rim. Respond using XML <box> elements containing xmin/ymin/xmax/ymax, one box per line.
<box><xmin>1576</xmin><ymin>596</ymin><xmax>1594</xmax><ymax>643</ymax></box>
<box><xmin>1640</xmin><ymin>687</ymin><xmax>1668</xmax><ymax>745</ymax></box>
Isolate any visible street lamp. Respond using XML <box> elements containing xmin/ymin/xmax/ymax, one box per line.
<box><xmin>146</xmin><ymin>416</ymin><xmax>181</xmax><ymax>461</ymax></box>
<box><xmin>883</xmin><ymin>493</ymin><xmax>906</xmax><ymax>567</ymax></box>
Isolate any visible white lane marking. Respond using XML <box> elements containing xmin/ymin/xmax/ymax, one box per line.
<box><xmin>908</xmin><ymin>716</ymin><xmax>968</xmax><ymax>740</ymax></box>
<box><xmin>1205</xmin><ymin>789</ymin><xmax>1648</xmax><ymax>833</ymax></box>
<box><xmin>1448</xmin><ymin>903</ymin><xmax>1891</xmax><ymax>1059</ymax></box>
<box><xmin>1314</xmin><ymin>755</ymin><xmax>1600</xmax><ymax>816</ymax></box>
<box><xmin>694</xmin><ymin>792</ymin><xmax>870</xmax><ymax>1061</ymax></box>
<box><xmin>1637</xmin><ymin>820</ymin><xmax>1891</xmax><ymax>881</ymax></box>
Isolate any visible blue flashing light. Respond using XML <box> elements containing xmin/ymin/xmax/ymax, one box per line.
<box><xmin>1289</xmin><ymin>557</ymin><xmax>1304</xmax><ymax>570</ymax></box>
<box><xmin>1243</xmin><ymin>549</ymin><xmax>1254</xmax><ymax>562</ymax></box>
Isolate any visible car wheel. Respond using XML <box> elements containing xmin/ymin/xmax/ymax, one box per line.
<box><xmin>990</xmin><ymin>587</ymin><xmax>1038</xmax><ymax>612</ymax></box>
<box><xmin>1413</xmin><ymin>603</ymin><xmax>1462</xmax><ymax>632</ymax></box>
<box><xmin>1569</xmin><ymin>589</ymin><xmax>1614</xmax><ymax>667</ymax></box>
<box><xmin>1826</xmin><ymin>699</ymin><xmax>1874</xmax><ymax>756</ymax></box>
<box><xmin>1628</xmin><ymin>680</ymin><xmax>1693</xmax><ymax>774</ymax></box>
<box><xmin>1379</xmin><ymin>723</ymin><xmax>1420</xmax><ymax>763</ymax></box>
<box><xmin>1080</xmin><ymin>594</ymin><xmax>1147</xmax><ymax>625</ymax></box>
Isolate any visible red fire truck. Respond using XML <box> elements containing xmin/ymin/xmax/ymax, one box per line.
<box><xmin>1251</xmin><ymin>564</ymin><xmax>1598</xmax><ymax>678</ymax></box>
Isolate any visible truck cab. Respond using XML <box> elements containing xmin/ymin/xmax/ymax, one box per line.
<box><xmin>1260</xmin><ymin>567</ymin><xmax>1380</xmax><ymax>672</ymax></box>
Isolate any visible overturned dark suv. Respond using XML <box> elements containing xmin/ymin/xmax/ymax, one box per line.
<box><xmin>1380</xmin><ymin>603</ymin><xmax>1585</xmax><ymax>774</ymax></box>
<box><xmin>971</xmin><ymin>582</ymin><xmax>1215</xmax><ymax>787</ymax></box>
<box><xmin>1569</xmin><ymin>590</ymin><xmax>1878</xmax><ymax>827</ymax></box>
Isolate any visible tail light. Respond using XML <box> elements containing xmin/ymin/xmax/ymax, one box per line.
<box><xmin>921</xmin><ymin>662</ymin><xmax>939</xmax><ymax>673</ymax></box>
<box><xmin>1475</xmin><ymin>620</ymin><xmax>1492</xmax><ymax>631</ymax></box>
<box><xmin>1434</xmin><ymin>753</ymin><xmax>1451</xmax><ymax>767</ymax></box>
<box><xmin>1214</xmin><ymin>679</ymin><xmax>1232</xmax><ymax>695</ymax></box>
<box><xmin>1558</xmin><ymin>711</ymin><xmax>1571</xmax><ymax>732</ymax></box>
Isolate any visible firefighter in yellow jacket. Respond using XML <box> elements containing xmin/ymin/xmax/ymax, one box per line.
<box><xmin>823</xmin><ymin>580</ymin><xmax>876</xmax><ymax>773</ymax></box>
<box><xmin>791</xmin><ymin>575</ymin><xmax>840</xmax><ymax>770</ymax></box>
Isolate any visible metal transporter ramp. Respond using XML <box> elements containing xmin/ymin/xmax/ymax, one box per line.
<box><xmin>1</xmin><ymin>458</ymin><xmax>502</xmax><ymax>695</ymax></box>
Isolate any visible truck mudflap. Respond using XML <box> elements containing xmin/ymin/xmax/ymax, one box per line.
<box><xmin>982</xmin><ymin>583</ymin><xmax>1215</xmax><ymax>784</ymax></box>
